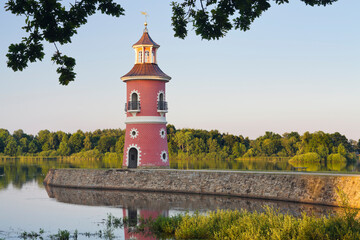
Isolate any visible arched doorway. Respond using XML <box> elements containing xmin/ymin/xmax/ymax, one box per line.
<box><xmin>128</xmin><ymin>147</ymin><xmax>138</xmax><ymax>168</ymax></box>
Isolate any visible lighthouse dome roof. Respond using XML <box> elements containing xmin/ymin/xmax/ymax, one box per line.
<box><xmin>121</xmin><ymin>63</ymin><xmax>171</xmax><ymax>82</ymax></box>
<box><xmin>132</xmin><ymin>30</ymin><xmax>160</xmax><ymax>47</ymax></box>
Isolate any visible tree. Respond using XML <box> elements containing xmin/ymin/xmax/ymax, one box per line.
<box><xmin>337</xmin><ymin>143</ymin><xmax>347</xmax><ymax>156</ymax></box>
<box><xmin>28</xmin><ymin>140</ymin><xmax>39</xmax><ymax>154</ymax></box>
<box><xmin>115</xmin><ymin>135</ymin><xmax>125</xmax><ymax>155</ymax></box>
<box><xmin>171</xmin><ymin>0</ymin><xmax>338</xmax><ymax>40</ymax></box>
<box><xmin>232</xmin><ymin>142</ymin><xmax>246</xmax><ymax>157</ymax></box>
<box><xmin>58</xmin><ymin>135</ymin><xmax>71</xmax><ymax>156</ymax></box>
<box><xmin>4</xmin><ymin>137</ymin><xmax>17</xmax><ymax>156</ymax></box>
<box><xmin>83</xmin><ymin>135</ymin><xmax>93</xmax><ymax>151</ymax></box>
<box><xmin>48</xmin><ymin>132</ymin><xmax>60</xmax><ymax>150</ymax></box>
<box><xmin>97</xmin><ymin>135</ymin><xmax>116</xmax><ymax>153</ymax></box>
<box><xmin>68</xmin><ymin>131</ymin><xmax>85</xmax><ymax>153</ymax></box>
<box><xmin>0</xmin><ymin>138</ymin><xmax>4</xmax><ymax>153</ymax></box>
<box><xmin>13</xmin><ymin>129</ymin><xmax>25</xmax><ymax>142</ymax></box>
<box><xmin>5</xmin><ymin>0</ymin><xmax>337</xmax><ymax>85</ymax></box>
<box><xmin>208</xmin><ymin>138</ymin><xmax>220</xmax><ymax>153</ymax></box>
<box><xmin>37</xmin><ymin>130</ymin><xmax>50</xmax><ymax>148</ymax></box>
<box><xmin>0</xmin><ymin>129</ymin><xmax>10</xmax><ymax>146</ymax></box>
<box><xmin>5</xmin><ymin>0</ymin><xmax>124</xmax><ymax>85</ymax></box>
<box><xmin>19</xmin><ymin>137</ymin><xmax>29</xmax><ymax>153</ymax></box>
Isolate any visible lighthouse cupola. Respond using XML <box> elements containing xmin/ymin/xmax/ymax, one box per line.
<box><xmin>132</xmin><ymin>23</ymin><xmax>159</xmax><ymax>64</ymax></box>
<box><xmin>121</xmin><ymin>23</ymin><xmax>171</xmax><ymax>169</ymax></box>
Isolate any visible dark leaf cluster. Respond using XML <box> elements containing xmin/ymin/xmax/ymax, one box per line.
<box><xmin>171</xmin><ymin>0</ymin><xmax>338</xmax><ymax>40</ymax></box>
<box><xmin>5</xmin><ymin>0</ymin><xmax>124</xmax><ymax>85</ymax></box>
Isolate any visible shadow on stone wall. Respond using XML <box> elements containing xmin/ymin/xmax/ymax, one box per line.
<box><xmin>45</xmin><ymin>185</ymin><xmax>341</xmax><ymax>217</ymax></box>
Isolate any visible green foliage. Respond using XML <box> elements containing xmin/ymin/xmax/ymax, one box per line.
<box><xmin>289</xmin><ymin>152</ymin><xmax>321</xmax><ymax>163</ymax></box>
<box><xmin>0</xmin><ymin>128</ymin><xmax>358</xmax><ymax>167</ymax></box>
<box><xmin>171</xmin><ymin>0</ymin><xmax>338</xmax><ymax>40</ymax></box>
<box><xmin>83</xmin><ymin>135</ymin><xmax>93</xmax><ymax>151</ymax></box>
<box><xmin>20</xmin><ymin>229</ymin><xmax>44</xmax><ymax>240</ymax></box>
<box><xmin>28</xmin><ymin>140</ymin><xmax>39</xmax><ymax>154</ymax></box>
<box><xmin>103</xmin><ymin>152</ymin><xmax>122</xmax><ymax>168</ymax></box>
<box><xmin>68</xmin><ymin>131</ymin><xmax>85</xmax><ymax>154</ymax></box>
<box><xmin>50</xmin><ymin>229</ymin><xmax>70</xmax><ymax>240</ymax></box>
<box><xmin>4</xmin><ymin>136</ymin><xmax>17</xmax><ymax>156</ymax></box>
<box><xmin>338</xmin><ymin>143</ymin><xmax>347</xmax><ymax>156</ymax></box>
<box><xmin>72</xmin><ymin>149</ymin><xmax>103</xmax><ymax>160</ymax></box>
<box><xmin>58</xmin><ymin>136</ymin><xmax>71</xmax><ymax>156</ymax></box>
<box><xmin>5</xmin><ymin>0</ymin><xmax>124</xmax><ymax>85</ymax></box>
<box><xmin>97</xmin><ymin>136</ymin><xmax>116</xmax><ymax>153</ymax></box>
<box><xmin>328</xmin><ymin>153</ymin><xmax>347</xmax><ymax>163</ymax></box>
<box><xmin>129</xmin><ymin>206</ymin><xmax>360</xmax><ymax>240</ymax></box>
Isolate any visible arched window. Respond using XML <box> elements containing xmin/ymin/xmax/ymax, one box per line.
<box><xmin>131</xmin><ymin>92</ymin><xmax>138</xmax><ymax>102</ymax></box>
<box><xmin>159</xmin><ymin>93</ymin><xmax>164</xmax><ymax>102</ymax></box>
<box><xmin>138</xmin><ymin>51</ymin><xmax>142</xmax><ymax>63</ymax></box>
<box><xmin>145</xmin><ymin>51</ymin><xmax>149</xmax><ymax>63</ymax></box>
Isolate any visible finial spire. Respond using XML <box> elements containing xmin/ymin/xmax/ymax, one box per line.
<box><xmin>141</xmin><ymin>11</ymin><xmax>149</xmax><ymax>32</ymax></box>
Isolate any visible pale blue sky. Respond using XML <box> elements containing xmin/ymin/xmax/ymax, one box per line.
<box><xmin>0</xmin><ymin>1</ymin><xmax>359</xmax><ymax>140</ymax></box>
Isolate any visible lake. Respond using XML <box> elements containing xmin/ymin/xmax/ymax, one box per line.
<box><xmin>0</xmin><ymin>157</ymin><xmax>355</xmax><ymax>239</ymax></box>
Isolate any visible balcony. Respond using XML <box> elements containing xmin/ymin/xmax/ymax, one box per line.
<box><xmin>157</xmin><ymin>101</ymin><xmax>168</xmax><ymax>113</ymax></box>
<box><xmin>125</xmin><ymin>101</ymin><xmax>141</xmax><ymax>113</ymax></box>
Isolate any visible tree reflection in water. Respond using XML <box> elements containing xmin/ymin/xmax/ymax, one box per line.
<box><xmin>1</xmin><ymin>156</ymin><xmax>359</xmax><ymax>190</ymax></box>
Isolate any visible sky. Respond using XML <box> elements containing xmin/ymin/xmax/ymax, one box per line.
<box><xmin>0</xmin><ymin>1</ymin><xmax>359</xmax><ymax>140</ymax></box>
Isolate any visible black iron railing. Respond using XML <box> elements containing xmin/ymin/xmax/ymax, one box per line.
<box><xmin>125</xmin><ymin>101</ymin><xmax>141</xmax><ymax>112</ymax></box>
<box><xmin>157</xmin><ymin>101</ymin><xmax>168</xmax><ymax>111</ymax></box>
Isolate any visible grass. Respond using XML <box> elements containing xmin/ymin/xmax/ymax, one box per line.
<box><xmin>127</xmin><ymin>206</ymin><xmax>360</xmax><ymax>240</ymax></box>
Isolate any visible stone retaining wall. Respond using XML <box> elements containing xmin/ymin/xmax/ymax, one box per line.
<box><xmin>45</xmin><ymin>185</ymin><xmax>340</xmax><ymax>216</ymax></box>
<box><xmin>43</xmin><ymin>169</ymin><xmax>360</xmax><ymax>208</ymax></box>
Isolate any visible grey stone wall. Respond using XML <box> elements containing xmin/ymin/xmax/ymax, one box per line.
<box><xmin>45</xmin><ymin>185</ymin><xmax>340</xmax><ymax>216</ymax></box>
<box><xmin>43</xmin><ymin>169</ymin><xmax>360</xmax><ymax>208</ymax></box>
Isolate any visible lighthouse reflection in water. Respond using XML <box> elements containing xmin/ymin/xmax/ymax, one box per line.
<box><xmin>45</xmin><ymin>185</ymin><xmax>340</xmax><ymax>240</ymax></box>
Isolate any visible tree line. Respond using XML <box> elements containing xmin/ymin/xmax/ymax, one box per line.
<box><xmin>0</xmin><ymin>126</ymin><xmax>359</xmax><ymax>162</ymax></box>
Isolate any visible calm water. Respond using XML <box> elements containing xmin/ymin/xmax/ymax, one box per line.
<box><xmin>0</xmin><ymin>157</ymin><xmax>354</xmax><ymax>239</ymax></box>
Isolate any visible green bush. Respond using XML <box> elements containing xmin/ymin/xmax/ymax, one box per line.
<box><xmin>71</xmin><ymin>149</ymin><xmax>102</xmax><ymax>159</ymax></box>
<box><xmin>103</xmin><ymin>152</ymin><xmax>122</xmax><ymax>168</ymax></box>
<box><xmin>289</xmin><ymin>152</ymin><xmax>321</xmax><ymax>164</ymax></box>
<box><xmin>328</xmin><ymin>153</ymin><xmax>347</xmax><ymax>163</ymax></box>
<box><xmin>38</xmin><ymin>150</ymin><xmax>58</xmax><ymax>157</ymax></box>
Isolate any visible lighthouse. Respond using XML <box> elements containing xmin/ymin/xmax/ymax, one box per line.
<box><xmin>121</xmin><ymin>23</ymin><xmax>171</xmax><ymax>168</ymax></box>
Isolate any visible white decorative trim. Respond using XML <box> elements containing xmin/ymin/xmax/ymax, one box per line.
<box><xmin>160</xmin><ymin>150</ymin><xmax>168</xmax><ymax>163</ymax></box>
<box><xmin>126</xmin><ymin>144</ymin><xmax>142</xmax><ymax>166</ymax></box>
<box><xmin>157</xmin><ymin>90</ymin><xmax>165</xmax><ymax>101</ymax></box>
<box><xmin>159</xmin><ymin>128</ymin><xmax>166</xmax><ymax>139</ymax></box>
<box><xmin>130</xmin><ymin>128</ymin><xmax>139</xmax><ymax>139</ymax></box>
<box><xmin>132</xmin><ymin>44</ymin><xmax>160</xmax><ymax>48</ymax></box>
<box><xmin>125</xmin><ymin>116</ymin><xmax>167</xmax><ymax>124</ymax></box>
<box><xmin>129</xmin><ymin>90</ymin><xmax>140</xmax><ymax>102</ymax></box>
<box><xmin>122</xmin><ymin>75</ymin><xmax>171</xmax><ymax>82</ymax></box>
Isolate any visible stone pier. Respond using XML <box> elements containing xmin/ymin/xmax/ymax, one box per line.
<box><xmin>43</xmin><ymin>169</ymin><xmax>360</xmax><ymax>208</ymax></box>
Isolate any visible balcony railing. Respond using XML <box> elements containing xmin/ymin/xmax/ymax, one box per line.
<box><xmin>157</xmin><ymin>101</ymin><xmax>168</xmax><ymax>112</ymax></box>
<box><xmin>125</xmin><ymin>101</ymin><xmax>141</xmax><ymax>112</ymax></box>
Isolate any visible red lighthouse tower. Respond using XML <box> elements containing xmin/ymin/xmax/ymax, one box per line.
<box><xmin>121</xmin><ymin>23</ymin><xmax>171</xmax><ymax>168</ymax></box>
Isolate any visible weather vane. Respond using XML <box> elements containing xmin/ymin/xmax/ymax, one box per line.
<box><xmin>141</xmin><ymin>11</ymin><xmax>149</xmax><ymax>27</ymax></box>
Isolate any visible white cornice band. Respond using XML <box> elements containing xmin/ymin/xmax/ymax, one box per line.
<box><xmin>121</xmin><ymin>75</ymin><xmax>171</xmax><ymax>82</ymax></box>
<box><xmin>125</xmin><ymin>116</ymin><xmax>167</xmax><ymax>124</ymax></box>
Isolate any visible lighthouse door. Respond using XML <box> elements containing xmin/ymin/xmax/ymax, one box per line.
<box><xmin>128</xmin><ymin>148</ymin><xmax>138</xmax><ymax>168</ymax></box>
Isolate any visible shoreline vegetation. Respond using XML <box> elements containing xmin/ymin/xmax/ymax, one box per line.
<box><xmin>123</xmin><ymin>206</ymin><xmax>360</xmax><ymax>240</ymax></box>
<box><xmin>12</xmin><ymin>205</ymin><xmax>360</xmax><ymax>240</ymax></box>
<box><xmin>0</xmin><ymin>126</ymin><xmax>359</xmax><ymax>168</ymax></box>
